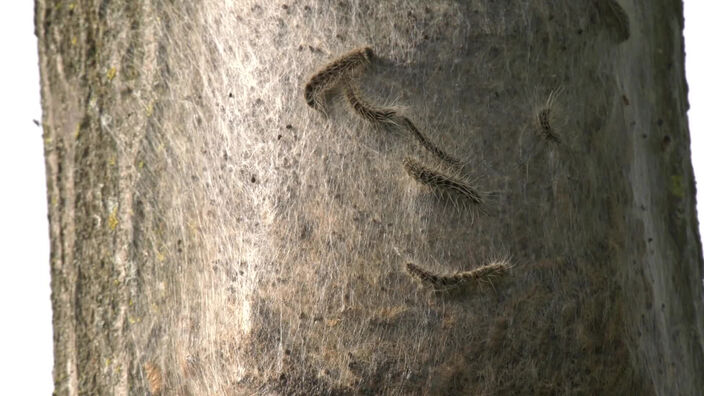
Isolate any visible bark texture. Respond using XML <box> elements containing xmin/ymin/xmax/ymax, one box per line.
<box><xmin>37</xmin><ymin>0</ymin><xmax>704</xmax><ymax>394</ymax></box>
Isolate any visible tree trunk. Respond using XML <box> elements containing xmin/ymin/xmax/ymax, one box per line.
<box><xmin>37</xmin><ymin>0</ymin><xmax>704</xmax><ymax>394</ymax></box>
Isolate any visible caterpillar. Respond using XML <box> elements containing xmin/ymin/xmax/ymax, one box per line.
<box><xmin>144</xmin><ymin>361</ymin><xmax>163</xmax><ymax>395</ymax></box>
<box><xmin>399</xmin><ymin>116</ymin><xmax>462</xmax><ymax>167</ymax></box>
<box><xmin>343</xmin><ymin>79</ymin><xmax>399</xmax><ymax>126</ymax></box>
<box><xmin>304</xmin><ymin>46</ymin><xmax>374</xmax><ymax>111</ymax></box>
<box><xmin>536</xmin><ymin>88</ymin><xmax>562</xmax><ymax>144</ymax></box>
<box><xmin>537</xmin><ymin>108</ymin><xmax>560</xmax><ymax>144</ymax></box>
<box><xmin>403</xmin><ymin>157</ymin><xmax>482</xmax><ymax>205</ymax></box>
<box><xmin>342</xmin><ymin>79</ymin><xmax>460</xmax><ymax>167</ymax></box>
<box><xmin>406</xmin><ymin>261</ymin><xmax>509</xmax><ymax>289</ymax></box>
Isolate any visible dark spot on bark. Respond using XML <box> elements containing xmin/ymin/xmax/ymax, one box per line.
<box><xmin>661</xmin><ymin>135</ymin><xmax>671</xmax><ymax>150</ymax></box>
<box><xmin>251</xmin><ymin>175</ymin><xmax>256</xmax><ymax>183</ymax></box>
<box><xmin>657</xmin><ymin>119</ymin><xmax>663</xmax><ymax>126</ymax></box>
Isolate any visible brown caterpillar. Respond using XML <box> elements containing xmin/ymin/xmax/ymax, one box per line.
<box><xmin>596</xmin><ymin>0</ymin><xmax>630</xmax><ymax>43</ymax></box>
<box><xmin>403</xmin><ymin>157</ymin><xmax>482</xmax><ymax>205</ymax></box>
<box><xmin>342</xmin><ymin>79</ymin><xmax>460</xmax><ymax>167</ymax></box>
<box><xmin>406</xmin><ymin>261</ymin><xmax>510</xmax><ymax>289</ymax></box>
<box><xmin>304</xmin><ymin>46</ymin><xmax>373</xmax><ymax>111</ymax></box>
<box><xmin>400</xmin><ymin>116</ymin><xmax>462</xmax><ymax>167</ymax></box>
<box><xmin>144</xmin><ymin>361</ymin><xmax>163</xmax><ymax>395</ymax></box>
<box><xmin>343</xmin><ymin>79</ymin><xmax>399</xmax><ymax>126</ymax></box>
<box><xmin>536</xmin><ymin>88</ymin><xmax>562</xmax><ymax>144</ymax></box>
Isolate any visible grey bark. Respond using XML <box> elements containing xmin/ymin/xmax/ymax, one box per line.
<box><xmin>37</xmin><ymin>0</ymin><xmax>704</xmax><ymax>394</ymax></box>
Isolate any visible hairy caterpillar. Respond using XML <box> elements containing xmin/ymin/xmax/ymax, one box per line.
<box><xmin>343</xmin><ymin>79</ymin><xmax>399</xmax><ymax>126</ymax></box>
<box><xmin>304</xmin><ymin>46</ymin><xmax>374</xmax><ymax>111</ymax></box>
<box><xmin>342</xmin><ymin>79</ymin><xmax>460</xmax><ymax>167</ymax></box>
<box><xmin>406</xmin><ymin>261</ymin><xmax>509</xmax><ymax>289</ymax></box>
<box><xmin>597</xmin><ymin>0</ymin><xmax>630</xmax><ymax>43</ymax></box>
<box><xmin>536</xmin><ymin>88</ymin><xmax>563</xmax><ymax>144</ymax></box>
<box><xmin>399</xmin><ymin>116</ymin><xmax>462</xmax><ymax>167</ymax></box>
<box><xmin>144</xmin><ymin>361</ymin><xmax>163</xmax><ymax>395</ymax></box>
<box><xmin>403</xmin><ymin>157</ymin><xmax>482</xmax><ymax>205</ymax></box>
<box><xmin>537</xmin><ymin>108</ymin><xmax>560</xmax><ymax>144</ymax></box>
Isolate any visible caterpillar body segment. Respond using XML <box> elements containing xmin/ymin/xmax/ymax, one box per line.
<box><xmin>304</xmin><ymin>46</ymin><xmax>374</xmax><ymax>111</ymax></box>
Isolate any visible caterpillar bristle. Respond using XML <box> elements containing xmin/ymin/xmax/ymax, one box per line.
<box><xmin>403</xmin><ymin>157</ymin><xmax>483</xmax><ymax>205</ymax></box>
<box><xmin>304</xmin><ymin>46</ymin><xmax>374</xmax><ymax>111</ymax></box>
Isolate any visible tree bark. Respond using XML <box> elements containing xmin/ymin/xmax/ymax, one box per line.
<box><xmin>37</xmin><ymin>0</ymin><xmax>704</xmax><ymax>394</ymax></box>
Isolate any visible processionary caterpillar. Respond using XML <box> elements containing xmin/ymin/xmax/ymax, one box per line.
<box><xmin>537</xmin><ymin>108</ymin><xmax>560</xmax><ymax>144</ymax></box>
<box><xmin>403</xmin><ymin>157</ymin><xmax>482</xmax><ymax>205</ymax></box>
<box><xmin>144</xmin><ymin>361</ymin><xmax>163</xmax><ymax>395</ymax></box>
<box><xmin>343</xmin><ymin>79</ymin><xmax>398</xmax><ymax>126</ymax></box>
<box><xmin>405</xmin><ymin>261</ymin><xmax>509</xmax><ymax>289</ymax></box>
<box><xmin>536</xmin><ymin>87</ymin><xmax>563</xmax><ymax>144</ymax></box>
<box><xmin>304</xmin><ymin>46</ymin><xmax>373</xmax><ymax>111</ymax></box>
<box><xmin>399</xmin><ymin>116</ymin><xmax>462</xmax><ymax>167</ymax></box>
<box><xmin>343</xmin><ymin>80</ymin><xmax>461</xmax><ymax>167</ymax></box>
